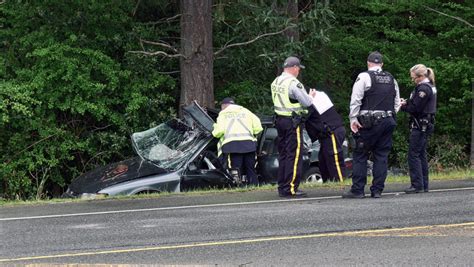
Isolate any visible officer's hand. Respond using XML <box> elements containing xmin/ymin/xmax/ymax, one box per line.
<box><xmin>309</xmin><ymin>88</ymin><xmax>317</xmax><ymax>98</ymax></box>
<box><xmin>350</xmin><ymin>121</ymin><xmax>362</xmax><ymax>133</ymax></box>
<box><xmin>400</xmin><ymin>98</ymin><xmax>407</xmax><ymax>106</ymax></box>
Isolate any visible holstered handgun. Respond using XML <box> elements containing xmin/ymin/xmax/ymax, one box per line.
<box><xmin>352</xmin><ymin>132</ymin><xmax>364</xmax><ymax>152</ymax></box>
<box><xmin>410</xmin><ymin>117</ymin><xmax>431</xmax><ymax>132</ymax></box>
<box><xmin>322</xmin><ymin>123</ymin><xmax>333</xmax><ymax>138</ymax></box>
<box><xmin>357</xmin><ymin>114</ymin><xmax>374</xmax><ymax>129</ymax></box>
<box><xmin>419</xmin><ymin>118</ymin><xmax>429</xmax><ymax>132</ymax></box>
<box><xmin>291</xmin><ymin>112</ymin><xmax>303</xmax><ymax>128</ymax></box>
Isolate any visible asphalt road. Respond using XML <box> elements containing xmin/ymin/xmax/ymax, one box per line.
<box><xmin>1</xmin><ymin>180</ymin><xmax>473</xmax><ymax>266</ymax></box>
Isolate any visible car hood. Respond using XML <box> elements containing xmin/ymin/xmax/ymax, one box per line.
<box><xmin>68</xmin><ymin>157</ymin><xmax>167</xmax><ymax>194</ymax></box>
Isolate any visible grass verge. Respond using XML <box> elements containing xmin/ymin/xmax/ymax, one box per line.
<box><xmin>0</xmin><ymin>168</ymin><xmax>472</xmax><ymax>207</ymax></box>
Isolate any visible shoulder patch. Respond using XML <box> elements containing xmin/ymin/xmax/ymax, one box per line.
<box><xmin>355</xmin><ymin>77</ymin><xmax>360</xmax><ymax>83</ymax></box>
<box><xmin>297</xmin><ymin>83</ymin><xmax>303</xmax><ymax>89</ymax></box>
<box><xmin>418</xmin><ymin>91</ymin><xmax>426</xmax><ymax>98</ymax></box>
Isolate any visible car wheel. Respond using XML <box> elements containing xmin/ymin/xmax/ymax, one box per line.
<box><xmin>303</xmin><ymin>166</ymin><xmax>323</xmax><ymax>183</ymax></box>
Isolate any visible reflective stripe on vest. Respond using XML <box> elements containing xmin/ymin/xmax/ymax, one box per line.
<box><xmin>224</xmin><ymin>117</ymin><xmax>254</xmax><ymax>140</ymax></box>
<box><xmin>271</xmin><ymin>75</ymin><xmax>305</xmax><ymax>116</ymax></box>
<box><xmin>218</xmin><ymin>108</ymin><xmax>257</xmax><ymax>148</ymax></box>
<box><xmin>217</xmin><ymin>138</ymin><xmax>223</xmax><ymax>157</ymax></box>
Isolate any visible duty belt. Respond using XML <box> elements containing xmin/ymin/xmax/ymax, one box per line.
<box><xmin>360</xmin><ymin>110</ymin><xmax>393</xmax><ymax>118</ymax></box>
<box><xmin>357</xmin><ymin>110</ymin><xmax>393</xmax><ymax>129</ymax></box>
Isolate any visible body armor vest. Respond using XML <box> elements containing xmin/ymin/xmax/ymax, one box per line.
<box><xmin>419</xmin><ymin>83</ymin><xmax>437</xmax><ymax>115</ymax></box>
<box><xmin>360</xmin><ymin>71</ymin><xmax>395</xmax><ymax>111</ymax></box>
<box><xmin>409</xmin><ymin>82</ymin><xmax>437</xmax><ymax>125</ymax></box>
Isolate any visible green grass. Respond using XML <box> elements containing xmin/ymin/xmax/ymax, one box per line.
<box><xmin>303</xmin><ymin>168</ymin><xmax>474</xmax><ymax>188</ymax></box>
<box><xmin>1</xmin><ymin>168</ymin><xmax>472</xmax><ymax>207</ymax></box>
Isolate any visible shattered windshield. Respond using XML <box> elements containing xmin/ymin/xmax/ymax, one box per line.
<box><xmin>131</xmin><ymin>118</ymin><xmax>210</xmax><ymax>171</ymax></box>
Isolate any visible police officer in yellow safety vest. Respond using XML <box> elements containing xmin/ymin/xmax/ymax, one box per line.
<box><xmin>271</xmin><ymin>56</ymin><xmax>316</xmax><ymax>198</ymax></box>
<box><xmin>212</xmin><ymin>97</ymin><xmax>263</xmax><ymax>185</ymax></box>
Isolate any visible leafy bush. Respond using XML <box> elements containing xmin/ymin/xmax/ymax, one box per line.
<box><xmin>429</xmin><ymin>135</ymin><xmax>469</xmax><ymax>171</ymax></box>
<box><xmin>311</xmin><ymin>1</ymin><xmax>473</xmax><ymax>173</ymax></box>
<box><xmin>215</xmin><ymin>81</ymin><xmax>273</xmax><ymax>115</ymax></box>
<box><xmin>0</xmin><ymin>1</ymin><xmax>177</xmax><ymax>199</ymax></box>
<box><xmin>1</xmin><ymin>0</ymin><xmax>471</xmax><ymax>200</ymax></box>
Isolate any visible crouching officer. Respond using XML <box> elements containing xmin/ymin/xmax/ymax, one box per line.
<box><xmin>271</xmin><ymin>56</ymin><xmax>316</xmax><ymax>197</ymax></box>
<box><xmin>401</xmin><ymin>64</ymin><xmax>437</xmax><ymax>193</ymax></box>
<box><xmin>305</xmin><ymin>89</ymin><xmax>346</xmax><ymax>182</ymax></box>
<box><xmin>212</xmin><ymin>97</ymin><xmax>263</xmax><ymax>186</ymax></box>
<box><xmin>343</xmin><ymin>51</ymin><xmax>400</xmax><ymax>199</ymax></box>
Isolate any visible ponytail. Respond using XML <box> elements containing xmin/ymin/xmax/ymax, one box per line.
<box><xmin>426</xmin><ymin>67</ymin><xmax>435</xmax><ymax>85</ymax></box>
<box><xmin>410</xmin><ymin>64</ymin><xmax>435</xmax><ymax>85</ymax></box>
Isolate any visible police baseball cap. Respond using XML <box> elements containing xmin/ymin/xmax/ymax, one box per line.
<box><xmin>221</xmin><ymin>97</ymin><xmax>235</xmax><ymax>105</ymax></box>
<box><xmin>283</xmin><ymin>56</ymin><xmax>305</xmax><ymax>69</ymax></box>
<box><xmin>367</xmin><ymin>51</ymin><xmax>383</xmax><ymax>64</ymax></box>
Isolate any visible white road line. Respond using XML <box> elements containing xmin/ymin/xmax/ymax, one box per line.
<box><xmin>2</xmin><ymin>222</ymin><xmax>473</xmax><ymax>262</ymax></box>
<box><xmin>1</xmin><ymin>187</ymin><xmax>473</xmax><ymax>222</ymax></box>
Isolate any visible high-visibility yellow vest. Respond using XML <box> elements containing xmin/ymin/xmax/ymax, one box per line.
<box><xmin>271</xmin><ymin>75</ymin><xmax>307</xmax><ymax>116</ymax></box>
<box><xmin>217</xmin><ymin>137</ymin><xmax>224</xmax><ymax>157</ymax></box>
<box><xmin>212</xmin><ymin>105</ymin><xmax>263</xmax><ymax>156</ymax></box>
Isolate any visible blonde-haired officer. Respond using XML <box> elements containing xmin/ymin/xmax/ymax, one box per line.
<box><xmin>212</xmin><ymin>97</ymin><xmax>263</xmax><ymax>185</ymax></box>
<box><xmin>401</xmin><ymin>64</ymin><xmax>437</xmax><ymax>193</ymax></box>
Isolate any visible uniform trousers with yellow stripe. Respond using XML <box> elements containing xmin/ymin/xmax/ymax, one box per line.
<box><xmin>275</xmin><ymin>116</ymin><xmax>304</xmax><ymax>196</ymax></box>
<box><xmin>224</xmin><ymin>152</ymin><xmax>258</xmax><ymax>185</ymax></box>
<box><xmin>318</xmin><ymin>126</ymin><xmax>346</xmax><ymax>182</ymax></box>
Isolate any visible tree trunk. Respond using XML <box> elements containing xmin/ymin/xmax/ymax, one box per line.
<box><xmin>179</xmin><ymin>0</ymin><xmax>214</xmax><ymax>111</ymax></box>
<box><xmin>471</xmin><ymin>79</ymin><xmax>474</xmax><ymax>168</ymax></box>
<box><xmin>271</xmin><ymin>0</ymin><xmax>300</xmax><ymax>75</ymax></box>
<box><xmin>285</xmin><ymin>0</ymin><xmax>300</xmax><ymax>42</ymax></box>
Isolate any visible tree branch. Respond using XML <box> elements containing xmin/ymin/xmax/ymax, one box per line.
<box><xmin>141</xmin><ymin>14</ymin><xmax>182</xmax><ymax>25</ymax></box>
<box><xmin>132</xmin><ymin>0</ymin><xmax>141</xmax><ymax>17</ymax></box>
<box><xmin>424</xmin><ymin>6</ymin><xmax>474</xmax><ymax>28</ymax></box>
<box><xmin>82</xmin><ymin>151</ymin><xmax>107</xmax><ymax>173</ymax></box>
<box><xmin>91</xmin><ymin>124</ymin><xmax>112</xmax><ymax>132</ymax></box>
<box><xmin>128</xmin><ymin>38</ymin><xmax>184</xmax><ymax>58</ymax></box>
<box><xmin>127</xmin><ymin>50</ymin><xmax>185</xmax><ymax>58</ymax></box>
<box><xmin>157</xmin><ymin>70</ymin><xmax>180</xmax><ymax>75</ymax></box>
<box><xmin>140</xmin><ymin>39</ymin><xmax>179</xmax><ymax>54</ymax></box>
<box><xmin>214</xmin><ymin>25</ymin><xmax>297</xmax><ymax>56</ymax></box>
<box><xmin>4</xmin><ymin>134</ymin><xmax>58</xmax><ymax>164</ymax></box>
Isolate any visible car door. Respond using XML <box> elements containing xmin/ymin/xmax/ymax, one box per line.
<box><xmin>256</xmin><ymin>123</ymin><xmax>312</xmax><ymax>184</ymax></box>
<box><xmin>180</xmin><ymin>102</ymin><xmax>234</xmax><ymax>189</ymax></box>
<box><xmin>256</xmin><ymin>125</ymin><xmax>280</xmax><ymax>184</ymax></box>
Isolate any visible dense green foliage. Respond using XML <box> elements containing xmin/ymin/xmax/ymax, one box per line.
<box><xmin>322</xmin><ymin>1</ymin><xmax>473</xmax><ymax>170</ymax></box>
<box><xmin>1</xmin><ymin>1</ymin><xmax>177</xmax><ymax>199</ymax></box>
<box><xmin>1</xmin><ymin>0</ymin><xmax>472</xmax><ymax>199</ymax></box>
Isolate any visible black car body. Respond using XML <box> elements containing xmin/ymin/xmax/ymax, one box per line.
<box><xmin>63</xmin><ymin>102</ymin><xmax>348</xmax><ymax>198</ymax></box>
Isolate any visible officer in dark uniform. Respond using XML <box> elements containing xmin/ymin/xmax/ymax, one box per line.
<box><xmin>401</xmin><ymin>64</ymin><xmax>437</xmax><ymax>193</ymax></box>
<box><xmin>271</xmin><ymin>56</ymin><xmax>316</xmax><ymax>197</ymax></box>
<box><xmin>305</xmin><ymin>89</ymin><xmax>346</xmax><ymax>182</ymax></box>
<box><xmin>342</xmin><ymin>51</ymin><xmax>400</xmax><ymax>198</ymax></box>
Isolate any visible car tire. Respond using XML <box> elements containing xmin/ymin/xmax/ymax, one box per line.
<box><xmin>303</xmin><ymin>166</ymin><xmax>323</xmax><ymax>183</ymax></box>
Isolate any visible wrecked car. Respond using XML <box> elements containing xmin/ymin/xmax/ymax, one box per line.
<box><xmin>63</xmin><ymin>101</ymin><xmax>350</xmax><ymax>198</ymax></box>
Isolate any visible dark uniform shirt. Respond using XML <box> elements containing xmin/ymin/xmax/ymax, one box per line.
<box><xmin>401</xmin><ymin>78</ymin><xmax>437</xmax><ymax>116</ymax></box>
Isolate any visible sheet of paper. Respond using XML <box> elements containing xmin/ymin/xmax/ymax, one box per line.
<box><xmin>312</xmin><ymin>91</ymin><xmax>333</xmax><ymax>114</ymax></box>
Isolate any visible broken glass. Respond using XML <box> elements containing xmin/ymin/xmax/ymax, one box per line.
<box><xmin>132</xmin><ymin>118</ymin><xmax>210</xmax><ymax>171</ymax></box>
